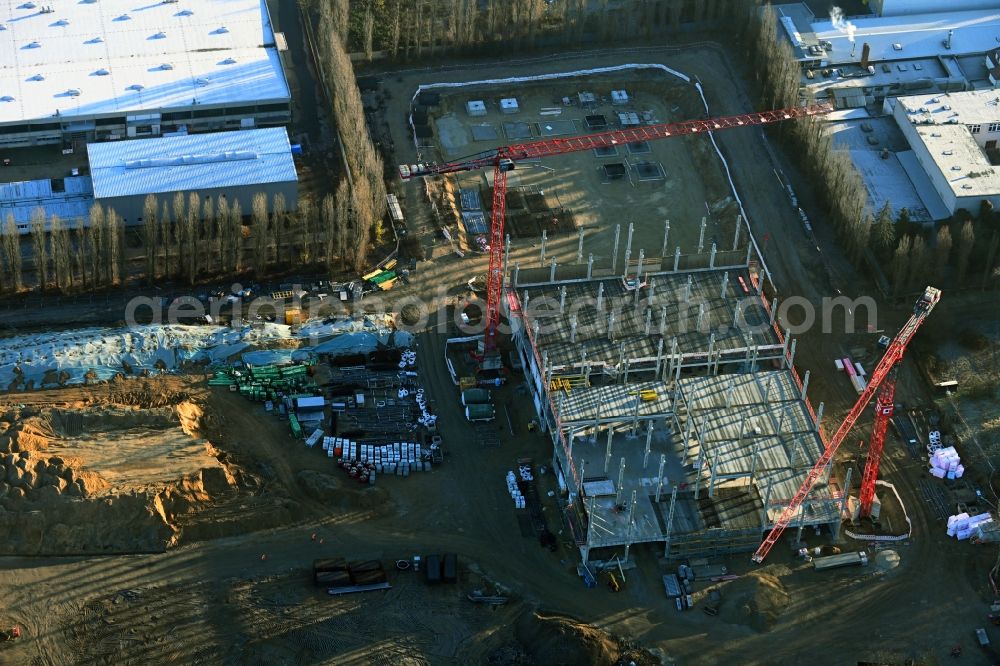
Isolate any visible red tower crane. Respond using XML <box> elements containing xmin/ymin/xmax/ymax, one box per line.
<box><xmin>752</xmin><ymin>286</ymin><xmax>942</xmax><ymax>563</ymax></box>
<box><xmin>400</xmin><ymin>101</ymin><xmax>834</xmax><ymax>354</ymax></box>
<box><xmin>858</xmin><ymin>367</ymin><xmax>898</xmax><ymax>518</ymax></box>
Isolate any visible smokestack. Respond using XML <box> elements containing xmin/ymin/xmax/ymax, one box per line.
<box><xmin>860</xmin><ymin>42</ymin><xmax>871</xmax><ymax>69</ymax></box>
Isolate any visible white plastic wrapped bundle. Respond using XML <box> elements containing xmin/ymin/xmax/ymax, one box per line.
<box><xmin>956</xmin><ymin>464</ymin><xmax>965</xmax><ymax>478</ymax></box>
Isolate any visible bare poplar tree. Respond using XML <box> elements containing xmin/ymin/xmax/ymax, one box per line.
<box><xmin>272</xmin><ymin>192</ymin><xmax>286</xmax><ymax>266</ymax></box>
<box><xmin>159</xmin><ymin>202</ymin><xmax>173</xmax><ymax>280</ymax></box>
<box><xmin>87</xmin><ymin>205</ymin><xmax>103</xmax><ymax>287</ymax></box>
<box><xmin>298</xmin><ymin>198</ymin><xmax>315</xmax><ymax>264</ymax></box>
<box><xmin>252</xmin><ymin>192</ymin><xmax>269</xmax><ymax>276</ymax></box>
<box><xmin>143</xmin><ymin>195</ymin><xmax>158</xmax><ymax>281</ymax></box>
<box><xmin>322</xmin><ymin>193</ymin><xmax>336</xmax><ymax>273</ymax></box>
<box><xmin>955</xmin><ymin>220</ymin><xmax>975</xmax><ymax>285</ymax></box>
<box><xmin>107</xmin><ymin>208</ymin><xmax>124</xmax><ymax>286</ymax></box>
<box><xmin>229</xmin><ymin>199</ymin><xmax>244</xmax><ymax>273</ymax></box>
<box><xmin>30</xmin><ymin>208</ymin><xmax>48</xmax><ymax>290</ymax></box>
<box><xmin>49</xmin><ymin>215</ymin><xmax>71</xmax><ymax>290</ymax></box>
<box><xmin>2</xmin><ymin>214</ymin><xmax>22</xmax><ymax>292</ymax></box>
<box><xmin>933</xmin><ymin>226</ymin><xmax>952</xmax><ymax>284</ymax></box>
<box><xmin>72</xmin><ymin>225</ymin><xmax>86</xmax><ymax>289</ymax></box>
<box><xmin>217</xmin><ymin>196</ymin><xmax>231</xmax><ymax>273</ymax></box>
<box><xmin>186</xmin><ymin>192</ymin><xmax>200</xmax><ymax>284</ymax></box>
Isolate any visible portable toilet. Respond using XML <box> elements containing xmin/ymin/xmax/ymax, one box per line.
<box><xmin>466</xmin><ymin>100</ymin><xmax>487</xmax><ymax>117</ymax></box>
<box><xmin>500</xmin><ymin>98</ymin><xmax>519</xmax><ymax>114</ymax></box>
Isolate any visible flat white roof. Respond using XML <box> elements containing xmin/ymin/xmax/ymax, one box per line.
<box><xmin>812</xmin><ymin>9</ymin><xmax>1000</xmax><ymax>63</ymax></box>
<box><xmin>0</xmin><ymin>0</ymin><xmax>289</xmax><ymax>125</ymax></box>
<box><xmin>897</xmin><ymin>90</ymin><xmax>1000</xmax><ymax>197</ymax></box>
<box><xmin>87</xmin><ymin>127</ymin><xmax>296</xmax><ymax>199</ymax></box>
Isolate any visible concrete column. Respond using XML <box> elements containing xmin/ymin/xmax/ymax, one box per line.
<box><xmin>540</xmin><ymin>229</ymin><xmax>547</xmax><ymax>263</ymax></box>
<box><xmin>789</xmin><ymin>338</ymin><xmax>798</xmax><ymax>369</ymax></box>
<box><xmin>707</xmin><ymin>333</ymin><xmax>716</xmax><ymax>365</ymax></box>
<box><xmin>745</xmin><ymin>241</ymin><xmax>754</xmax><ymax>265</ymax></box>
<box><xmin>587</xmin><ymin>253</ymin><xmax>594</xmax><ymax>279</ymax></box>
<box><xmin>725</xmin><ymin>379</ymin><xmax>736</xmax><ymax>408</ymax></box>
<box><xmin>559</xmin><ymin>286</ymin><xmax>567</xmax><ymax>314</ymax></box>
<box><xmin>762</xmin><ymin>481</ymin><xmax>774</xmax><ymax>530</ymax></box>
<box><xmin>733</xmin><ymin>215</ymin><xmax>742</xmax><ymax>251</ymax></box>
<box><xmin>607</xmin><ymin>311</ymin><xmax>616</xmax><ymax>341</ymax></box>
<box><xmin>513</xmin><ymin>263</ymin><xmax>521</xmax><ymax>288</ymax></box>
<box><xmin>636</xmin><ymin>249</ymin><xmax>645</xmax><ymax>282</ymax></box>
<box><xmin>605</xmin><ymin>427</ymin><xmax>613</xmax><ymax>473</ymax></box>
<box><xmin>655</xmin><ymin>337</ymin><xmax>664</xmax><ymax>375</ymax></box>
<box><xmin>532</xmin><ymin>319</ymin><xmax>540</xmax><ymax>345</ymax></box>
<box><xmin>648</xmin><ymin>278</ymin><xmax>656</xmax><ymax>306</ymax></box>
<box><xmin>673</xmin><ymin>247</ymin><xmax>681</xmax><ymax>272</ymax></box>
<box><xmin>624</xmin><ymin>489</ymin><xmax>637</xmax><ymax>563</ymax></box>
<box><xmin>685</xmin><ymin>275</ymin><xmax>693</xmax><ymax>302</ymax></box>
<box><xmin>623</xmin><ymin>222</ymin><xmax>634</xmax><ymax>277</ymax></box>
<box><xmin>656</xmin><ymin>454</ymin><xmax>667</xmax><ymax>502</ymax></box>
<box><xmin>523</xmin><ymin>290</ymin><xmax>531</xmax><ymax>313</ymax></box>
<box><xmin>816</xmin><ymin>401</ymin><xmax>824</xmax><ymax>431</ymax></box>
<box><xmin>659</xmin><ymin>306</ymin><xmax>668</xmax><ymax>336</ymax></box>
<box><xmin>596</xmin><ymin>282</ymin><xmax>604</xmax><ymax>312</ymax></box>
<box><xmin>801</xmin><ymin>369</ymin><xmax>810</xmax><ymax>401</ymax></box>
<box><xmin>549</xmin><ymin>258</ymin><xmax>557</xmax><ymax>282</ymax></box>
<box><xmin>611</xmin><ymin>224</ymin><xmax>621</xmax><ymax>273</ymax></box>
<box><xmin>644</xmin><ymin>307</ymin><xmax>652</xmax><ymax>335</ymax></box>
<box><xmin>698</xmin><ymin>217</ymin><xmax>706</xmax><ymax>253</ymax></box>
<box><xmin>623</xmin><ymin>358</ymin><xmax>631</xmax><ymax>384</ymax></box>
<box><xmin>663</xmin><ymin>485</ymin><xmax>678</xmax><ymax>558</ymax></box>
<box><xmin>709</xmin><ymin>242</ymin><xmax>717</xmax><ymax>269</ymax></box>
<box><xmin>696</xmin><ymin>303</ymin><xmax>706</xmax><ymax>332</ymax></box>
<box><xmin>644</xmin><ymin>421</ymin><xmax>653</xmax><ymax>469</ymax></box>
<box><xmin>720</xmin><ymin>271</ymin><xmax>729</xmax><ymax>298</ymax></box>
<box><xmin>769</xmin><ymin>296</ymin><xmax>778</xmax><ymax>326</ymax></box>
<box><xmin>708</xmin><ymin>454</ymin><xmax>718</xmax><ymax>498</ymax></box>
<box><xmin>616</xmin><ymin>457</ymin><xmax>626</xmax><ymax>506</ymax></box>
<box><xmin>661</xmin><ymin>219</ymin><xmax>671</xmax><ymax>259</ymax></box>
<box><xmin>570</xmin><ymin>314</ymin><xmax>578</xmax><ymax>343</ymax></box>
<box><xmin>756</xmin><ymin>273</ymin><xmax>764</xmax><ymax>296</ymax></box>
<box><xmin>694</xmin><ymin>447</ymin><xmax>704</xmax><ymax>499</ymax></box>
<box><xmin>750</xmin><ymin>430</ymin><xmax>762</xmax><ymax>482</ymax></box>
<box><xmin>577</xmin><ymin>228</ymin><xmax>585</xmax><ymax>263</ymax></box>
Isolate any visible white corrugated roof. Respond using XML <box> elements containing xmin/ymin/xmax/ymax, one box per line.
<box><xmin>87</xmin><ymin>127</ymin><xmax>296</xmax><ymax>199</ymax></box>
<box><xmin>0</xmin><ymin>175</ymin><xmax>94</xmax><ymax>227</ymax></box>
<box><xmin>0</xmin><ymin>0</ymin><xmax>288</xmax><ymax>124</ymax></box>
<box><xmin>812</xmin><ymin>9</ymin><xmax>1000</xmax><ymax>64</ymax></box>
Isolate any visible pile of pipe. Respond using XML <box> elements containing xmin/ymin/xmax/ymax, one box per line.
<box><xmin>947</xmin><ymin>511</ymin><xmax>992</xmax><ymax>540</ymax></box>
<box><xmin>929</xmin><ymin>442</ymin><xmax>964</xmax><ymax>480</ymax></box>
<box><xmin>398</xmin><ymin>349</ymin><xmax>417</xmax><ymax>369</ymax></box>
<box><xmin>415</xmin><ymin>388</ymin><xmax>437</xmax><ymax>427</ymax></box>
<box><xmin>506</xmin><ymin>471</ymin><xmax>525</xmax><ymax>508</ymax></box>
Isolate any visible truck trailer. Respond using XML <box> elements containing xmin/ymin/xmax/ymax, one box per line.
<box><xmin>812</xmin><ymin>551</ymin><xmax>869</xmax><ymax>571</ymax></box>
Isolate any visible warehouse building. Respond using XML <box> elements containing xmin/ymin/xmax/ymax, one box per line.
<box><xmin>0</xmin><ymin>0</ymin><xmax>290</xmax><ymax>149</ymax></box>
<box><xmin>508</xmin><ymin>246</ymin><xmax>846</xmax><ymax>564</ymax></box>
<box><xmin>889</xmin><ymin>89</ymin><xmax>1000</xmax><ymax>217</ymax></box>
<box><xmin>86</xmin><ymin>127</ymin><xmax>297</xmax><ymax>224</ymax></box>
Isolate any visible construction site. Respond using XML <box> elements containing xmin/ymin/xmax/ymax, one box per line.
<box><xmin>3</xmin><ymin>11</ymin><xmax>1000</xmax><ymax>665</ymax></box>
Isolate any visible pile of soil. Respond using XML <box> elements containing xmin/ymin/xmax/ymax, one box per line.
<box><xmin>515</xmin><ymin>610</ymin><xmax>619</xmax><ymax>665</ymax></box>
<box><xmin>718</xmin><ymin>564</ymin><xmax>791</xmax><ymax>632</ymax></box>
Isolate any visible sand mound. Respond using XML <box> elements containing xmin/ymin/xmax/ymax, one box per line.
<box><xmin>515</xmin><ymin>610</ymin><xmax>619</xmax><ymax>666</ymax></box>
<box><xmin>718</xmin><ymin>564</ymin><xmax>791</xmax><ymax>632</ymax></box>
<box><xmin>296</xmin><ymin>470</ymin><xmax>392</xmax><ymax>513</ymax></box>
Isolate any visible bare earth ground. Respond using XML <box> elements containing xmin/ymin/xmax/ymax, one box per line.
<box><xmin>1</xmin><ymin>46</ymin><xmax>999</xmax><ymax>665</ymax></box>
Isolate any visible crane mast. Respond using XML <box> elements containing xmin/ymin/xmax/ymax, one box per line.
<box><xmin>399</xmin><ymin>102</ymin><xmax>834</xmax><ymax>353</ymax></box>
<box><xmin>751</xmin><ymin>286</ymin><xmax>941</xmax><ymax>563</ymax></box>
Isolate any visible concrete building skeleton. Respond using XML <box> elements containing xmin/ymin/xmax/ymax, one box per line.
<box><xmin>508</xmin><ymin>240</ymin><xmax>846</xmax><ymax>564</ymax></box>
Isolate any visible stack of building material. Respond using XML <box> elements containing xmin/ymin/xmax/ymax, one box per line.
<box><xmin>947</xmin><ymin>512</ymin><xmax>993</xmax><ymax>540</ymax></box>
<box><xmin>930</xmin><ymin>445</ymin><xmax>964</xmax><ymax>479</ymax></box>
<box><xmin>506</xmin><ymin>471</ymin><xmax>525</xmax><ymax>508</ymax></box>
<box><xmin>842</xmin><ymin>356</ymin><xmax>866</xmax><ymax>394</ymax></box>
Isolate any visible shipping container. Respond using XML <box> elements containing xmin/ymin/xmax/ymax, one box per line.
<box><xmin>812</xmin><ymin>551</ymin><xmax>868</xmax><ymax>571</ymax></box>
<box><xmin>465</xmin><ymin>404</ymin><xmax>495</xmax><ymax>422</ymax></box>
<box><xmin>442</xmin><ymin>553</ymin><xmax>457</xmax><ymax>583</ymax></box>
<box><xmin>425</xmin><ymin>554</ymin><xmax>442</xmax><ymax>584</ymax></box>
<box><xmin>461</xmin><ymin>388</ymin><xmax>492</xmax><ymax>406</ymax></box>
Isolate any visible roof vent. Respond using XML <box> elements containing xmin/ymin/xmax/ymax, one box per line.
<box><xmin>94</xmin><ymin>68</ymin><xmax>109</xmax><ymax>76</ymax></box>
<box><xmin>931</xmin><ymin>132</ymin><xmax>942</xmax><ymax>137</ymax></box>
<box><xmin>162</xmin><ymin>0</ymin><xmax>179</xmax><ymax>3</ymax></box>
<box><xmin>151</xmin><ymin>31</ymin><xmax>166</xmax><ymax>39</ymax></box>
<box><xmin>195</xmin><ymin>77</ymin><xmax>210</xmax><ymax>86</ymax></box>
<box><xmin>29</xmin><ymin>74</ymin><xmax>44</xmax><ymax>81</ymax></box>
<box><xmin>20</xmin><ymin>2</ymin><xmax>36</xmax><ymax>9</ymax></box>
<box><xmin>128</xmin><ymin>84</ymin><xmax>145</xmax><ymax>91</ymax></box>
<box><xmin>115</xmin><ymin>13</ymin><xmax>131</xmax><ymax>21</ymax></box>
<box><xmin>919</xmin><ymin>106</ymin><xmax>928</xmax><ymax>113</ymax></box>
<box><xmin>66</xmin><ymin>88</ymin><xmax>81</xmax><ymax>97</ymax></box>
<box><xmin>176</xmin><ymin>9</ymin><xmax>193</xmax><ymax>16</ymax></box>
<box><xmin>214</xmin><ymin>26</ymin><xmax>229</xmax><ymax>34</ymax></box>
<box><xmin>963</xmin><ymin>184</ymin><xmax>973</xmax><ymax>189</ymax></box>
<box><xmin>25</xmin><ymin>41</ymin><xmax>40</xmax><ymax>49</ymax></box>
<box><xmin>0</xmin><ymin>96</ymin><xmax>14</xmax><ymax>102</ymax></box>
<box><xmin>52</xmin><ymin>18</ymin><xmax>68</xmax><ymax>26</ymax></box>
<box><xmin>951</xmin><ymin>165</ymin><xmax>962</xmax><ymax>171</ymax></box>
<box><xmin>943</xmin><ymin>150</ymin><xmax>953</xmax><ymax>155</ymax></box>
<box><xmin>220</xmin><ymin>57</ymin><xmax>236</xmax><ymax>65</ymax></box>
<box><xmin>942</xmin><ymin>105</ymin><xmax>952</xmax><ymax>111</ymax></box>
<box><xmin>87</xmin><ymin>36</ymin><xmax>103</xmax><ymax>44</ymax></box>
<box><xmin>160</xmin><ymin>62</ymin><xmax>174</xmax><ymax>70</ymax></box>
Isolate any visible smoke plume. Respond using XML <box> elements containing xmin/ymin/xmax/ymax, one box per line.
<box><xmin>830</xmin><ymin>6</ymin><xmax>857</xmax><ymax>43</ymax></box>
